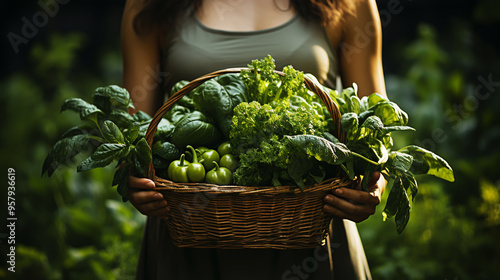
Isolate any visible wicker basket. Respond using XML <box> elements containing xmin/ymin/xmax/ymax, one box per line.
<box><xmin>144</xmin><ymin>68</ymin><xmax>352</xmax><ymax>249</ymax></box>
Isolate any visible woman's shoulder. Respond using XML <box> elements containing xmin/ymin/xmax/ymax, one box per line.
<box><xmin>324</xmin><ymin>0</ymin><xmax>381</xmax><ymax>48</ymax></box>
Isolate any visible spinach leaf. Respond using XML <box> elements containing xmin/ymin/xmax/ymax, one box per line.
<box><xmin>170</xmin><ymin>111</ymin><xmax>222</xmax><ymax>149</ymax></box>
<box><xmin>189</xmin><ymin>73</ymin><xmax>247</xmax><ymax>138</ymax></box>
<box><xmin>399</xmin><ymin>145</ymin><xmax>455</xmax><ymax>182</ymax></box>
<box><xmin>285</xmin><ymin>135</ymin><xmax>351</xmax><ymax>165</ymax></box>
<box><xmin>382</xmin><ymin>177</ymin><xmax>411</xmax><ymax>234</ymax></box>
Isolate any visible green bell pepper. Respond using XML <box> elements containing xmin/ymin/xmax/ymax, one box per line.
<box><xmin>200</xmin><ymin>149</ymin><xmax>220</xmax><ymax>171</ymax></box>
<box><xmin>217</xmin><ymin>141</ymin><xmax>232</xmax><ymax>156</ymax></box>
<box><xmin>219</xmin><ymin>153</ymin><xmax>238</xmax><ymax>172</ymax></box>
<box><xmin>186</xmin><ymin>145</ymin><xmax>206</xmax><ymax>182</ymax></box>
<box><xmin>206</xmin><ymin>161</ymin><xmax>233</xmax><ymax>185</ymax></box>
<box><xmin>168</xmin><ymin>154</ymin><xmax>190</xmax><ymax>183</ymax></box>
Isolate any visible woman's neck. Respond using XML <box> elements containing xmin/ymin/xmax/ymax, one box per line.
<box><xmin>197</xmin><ymin>0</ymin><xmax>296</xmax><ymax>32</ymax></box>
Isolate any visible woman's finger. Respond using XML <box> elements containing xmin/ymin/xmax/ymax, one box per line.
<box><xmin>324</xmin><ymin>193</ymin><xmax>377</xmax><ymax>217</ymax></box>
<box><xmin>332</xmin><ymin>187</ymin><xmax>381</xmax><ymax>206</ymax></box>
<box><xmin>129</xmin><ymin>176</ymin><xmax>156</xmax><ymax>189</ymax></box>
<box><xmin>129</xmin><ymin>189</ymin><xmax>164</xmax><ymax>205</ymax></box>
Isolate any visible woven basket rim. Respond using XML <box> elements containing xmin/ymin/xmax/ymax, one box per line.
<box><xmin>153</xmin><ymin>176</ymin><xmax>354</xmax><ymax>194</ymax></box>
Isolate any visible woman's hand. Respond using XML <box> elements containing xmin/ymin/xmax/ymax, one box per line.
<box><xmin>323</xmin><ymin>171</ymin><xmax>386</xmax><ymax>223</ymax></box>
<box><xmin>128</xmin><ymin>176</ymin><xmax>169</xmax><ymax>217</ymax></box>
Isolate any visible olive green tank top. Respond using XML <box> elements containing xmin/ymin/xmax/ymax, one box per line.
<box><xmin>162</xmin><ymin>9</ymin><xmax>340</xmax><ymax>94</ymax></box>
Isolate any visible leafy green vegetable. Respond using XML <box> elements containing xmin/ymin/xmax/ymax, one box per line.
<box><xmin>287</xmin><ymin>78</ymin><xmax>454</xmax><ymax>233</ymax></box>
<box><xmin>42</xmin><ymin>85</ymin><xmax>155</xmax><ymax>201</ymax></box>
<box><xmin>169</xmin><ymin>111</ymin><xmax>222</xmax><ymax>149</ymax></box>
<box><xmin>230</xmin><ymin>99</ymin><xmax>328</xmax><ymax>188</ymax></box>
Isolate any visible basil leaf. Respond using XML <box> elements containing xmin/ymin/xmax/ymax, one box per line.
<box><xmin>109</xmin><ymin>110</ymin><xmax>135</xmax><ymax>128</ymax></box>
<box><xmin>42</xmin><ymin>134</ymin><xmax>92</xmax><ymax>176</ymax></box>
<box><xmin>60</xmin><ymin>124</ymin><xmax>94</xmax><ymax>139</ymax></box>
<box><xmin>112</xmin><ymin>165</ymin><xmax>130</xmax><ymax>202</ymax></box>
<box><xmin>77</xmin><ymin>143</ymin><xmax>129</xmax><ymax>172</ymax></box>
<box><xmin>399</xmin><ymin>145</ymin><xmax>455</xmax><ymax>182</ymax></box>
<box><xmin>102</xmin><ymin>120</ymin><xmax>125</xmax><ymax>144</ymax></box>
<box><xmin>132</xmin><ymin>138</ymin><xmax>152</xmax><ymax>177</ymax></box>
<box><xmin>123</xmin><ymin>122</ymin><xmax>140</xmax><ymax>144</ymax></box>
<box><xmin>94</xmin><ymin>85</ymin><xmax>134</xmax><ymax>112</ymax></box>
<box><xmin>61</xmin><ymin>98</ymin><xmax>103</xmax><ymax>121</ymax></box>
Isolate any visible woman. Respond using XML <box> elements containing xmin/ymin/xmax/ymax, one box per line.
<box><xmin>121</xmin><ymin>0</ymin><xmax>387</xmax><ymax>279</ymax></box>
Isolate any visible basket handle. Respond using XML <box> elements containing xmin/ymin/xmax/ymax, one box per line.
<box><xmin>144</xmin><ymin>68</ymin><xmax>345</xmax><ymax>180</ymax></box>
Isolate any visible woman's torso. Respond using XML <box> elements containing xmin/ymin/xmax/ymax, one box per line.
<box><xmin>161</xmin><ymin>6</ymin><xmax>341</xmax><ymax>95</ymax></box>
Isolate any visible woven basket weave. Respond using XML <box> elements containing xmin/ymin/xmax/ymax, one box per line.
<box><xmin>144</xmin><ymin>68</ymin><xmax>352</xmax><ymax>249</ymax></box>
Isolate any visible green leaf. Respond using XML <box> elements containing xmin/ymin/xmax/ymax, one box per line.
<box><xmin>77</xmin><ymin>143</ymin><xmax>129</xmax><ymax>172</ymax></box>
<box><xmin>373</xmin><ymin>101</ymin><xmax>409</xmax><ymax>126</ymax></box>
<box><xmin>42</xmin><ymin>134</ymin><xmax>92</xmax><ymax>177</ymax></box>
<box><xmin>156</xmin><ymin>118</ymin><xmax>175</xmax><ymax>140</ymax></box>
<box><xmin>361</xmin><ymin>115</ymin><xmax>384</xmax><ymax>131</ymax></box>
<box><xmin>366</xmin><ymin>138</ymin><xmax>389</xmax><ymax>165</ymax></box>
<box><xmin>123</xmin><ymin>122</ymin><xmax>140</xmax><ymax>144</ymax></box>
<box><xmin>132</xmin><ymin>111</ymin><xmax>152</xmax><ymax>122</ymax></box>
<box><xmin>350</xmin><ymin>95</ymin><xmax>361</xmax><ymax>114</ymax></box>
<box><xmin>190</xmin><ymin>74</ymin><xmax>247</xmax><ymax>138</ymax></box>
<box><xmin>398</xmin><ymin>145</ymin><xmax>455</xmax><ymax>182</ymax></box>
<box><xmin>133</xmin><ymin>138</ymin><xmax>152</xmax><ymax>177</ymax></box>
<box><xmin>395</xmin><ymin>186</ymin><xmax>411</xmax><ymax>234</ymax></box>
<box><xmin>402</xmin><ymin>172</ymin><xmax>418</xmax><ymax>200</ymax></box>
<box><xmin>170</xmin><ymin>111</ymin><xmax>222</xmax><ymax>149</ymax></box>
<box><xmin>387</xmin><ymin>151</ymin><xmax>414</xmax><ymax>177</ymax></box>
<box><xmin>60</xmin><ymin>124</ymin><xmax>94</xmax><ymax>138</ymax></box>
<box><xmin>61</xmin><ymin>98</ymin><xmax>103</xmax><ymax>121</ymax></box>
<box><xmin>102</xmin><ymin>120</ymin><xmax>125</xmax><ymax>144</ymax></box>
<box><xmin>367</xmin><ymin>93</ymin><xmax>387</xmax><ymax>107</ymax></box>
<box><xmin>112</xmin><ymin>165</ymin><xmax>130</xmax><ymax>202</ymax></box>
<box><xmin>93</xmin><ymin>85</ymin><xmax>134</xmax><ymax>114</ymax></box>
<box><xmin>153</xmin><ymin>141</ymin><xmax>180</xmax><ymax>162</ymax></box>
<box><xmin>285</xmin><ymin>135</ymin><xmax>351</xmax><ymax>165</ymax></box>
<box><xmin>383</xmin><ymin>177</ymin><xmax>411</xmax><ymax>234</ymax></box>
<box><xmin>381</xmin><ymin>125</ymin><xmax>416</xmax><ymax>133</ymax></box>
<box><xmin>340</xmin><ymin>112</ymin><xmax>359</xmax><ymax>134</ymax></box>
<box><xmin>109</xmin><ymin>110</ymin><xmax>135</xmax><ymax>128</ymax></box>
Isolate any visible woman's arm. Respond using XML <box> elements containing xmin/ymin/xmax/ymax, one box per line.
<box><xmin>121</xmin><ymin>0</ymin><xmax>168</xmax><ymax>217</ymax></box>
<box><xmin>121</xmin><ymin>0</ymin><xmax>164</xmax><ymax>116</ymax></box>
<box><xmin>323</xmin><ymin>0</ymin><xmax>387</xmax><ymax>222</ymax></box>
<box><xmin>338</xmin><ymin>0</ymin><xmax>387</xmax><ymax>98</ymax></box>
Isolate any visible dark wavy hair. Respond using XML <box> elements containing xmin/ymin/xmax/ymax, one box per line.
<box><xmin>133</xmin><ymin>0</ymin><xmax>356</xmax><ymax>34</ymax></box>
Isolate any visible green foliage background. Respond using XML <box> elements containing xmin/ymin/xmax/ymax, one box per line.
<box><xmin>1</xmin><ymin>0</ymin><xmax>499</xmax><ymax>279</ymax></box>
